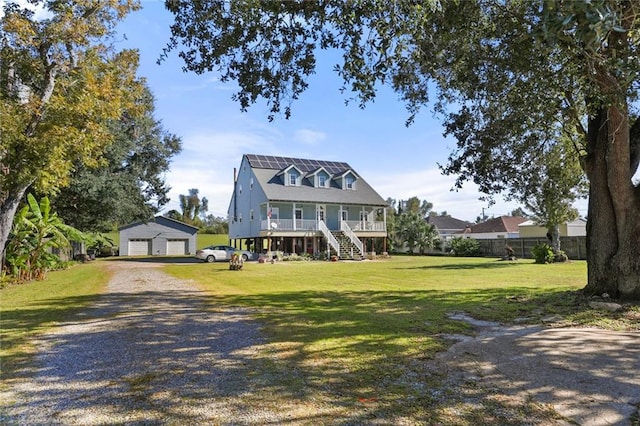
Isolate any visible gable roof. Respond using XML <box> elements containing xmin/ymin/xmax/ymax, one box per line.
<box><xmin>518</xmin><ymin>218</ymin><xmax>587</xmax><ymax>227</ymax></box>
<box><xmin>118</xmin><ymin>215</ymin><xmax>199</xmax><ymax>233</ymax></box>
<box><xmin>427</xmin><ymin>215</ymin><xmax>471</xmax><ymax>231</ymax></box>
<box><xmin>244</xmin><ymin>154</ymin><xmax>387</xmax><ymax>207</ymax></box>
<box><xmin>468</xmin><ymin>216</ymin><xmax>527</xmax><ymax>234</ymax></box>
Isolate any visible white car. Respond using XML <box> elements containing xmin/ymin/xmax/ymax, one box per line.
<box><xmin>195</xmin><ymin>245</ymin><xmax>251</xmax><ymax>263</ymax></box>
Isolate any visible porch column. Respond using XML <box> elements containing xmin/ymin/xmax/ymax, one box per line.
<box><xmin>267</xmin><ymin>202</ymin><xmax>271</xmax><ymax>229</ymax></box>
<box><xmin>383</xmin><ymin>207</ymin><xmax>387</xmax><ymax>230</ymax></box>
<box><xmin>293</xmin><ymin>203</ymin><xmax>297</xmax><ymax>231</ymax></box>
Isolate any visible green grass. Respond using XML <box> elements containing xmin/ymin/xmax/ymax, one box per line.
<box><xmin>163</xmin><ymin>255</ymin><xmax>638</xmax><ymax>420</ymax></box>
<box><xmin>195</xmin><ymin>233</ymin><xmax>230</xmax><ymax>248</ymax></box>
<box><xmin>3</xmin><ymin>255</ymin><xmax>636</xmax><ymax>423</ymax></box>
<box><xmin>0</xmin><ymin>263</ymin><xmax>111</xmax><ymax>378</ymax></box>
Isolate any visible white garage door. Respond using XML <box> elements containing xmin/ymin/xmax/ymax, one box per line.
<box><xmin>128</xmin><ymin>239</ymin><xmax>151</xmax><ymax>256</ymax></box>
<box><xmin>167</xmin><ymin>239</ymin><xmax>187</xmax><ymax>255</ymax></box>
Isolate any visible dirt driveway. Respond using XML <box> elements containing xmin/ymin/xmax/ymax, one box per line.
<box><xmin>436</xmin><ymin>313</ymin><xmax>640</xmax><ymax>425</ymax></box>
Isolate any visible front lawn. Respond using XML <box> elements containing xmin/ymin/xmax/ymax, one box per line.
<box><xmin>0</xmin><ymin>263</ymin><xmax>111</xmax><ymax>379</ymax></box>
<box><xmin>164</xmin><ymin>256</ymin><xmax>637</xmax><ymax>422</ymax></box>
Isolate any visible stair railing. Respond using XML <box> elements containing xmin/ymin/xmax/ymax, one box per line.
<box><xmin>319</xmin><ymin>220</ymin><xmax>340</xmax><ymax>257</ymax></box>
<box><xmin>340</xmin><ymin>221</ymin><xmax>363</xmax><ymax>255</ymax></box>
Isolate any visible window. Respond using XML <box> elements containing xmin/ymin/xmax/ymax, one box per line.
<box><xmin>250</xmin><ymin>177</ymin><xmax>254</xmax><ymax>189</ymax></box>
<box><xmin>268</xmin><ymin>207</ymin><xmax>279</xmax><ymax>220</ymax></box>
<box><xmin>295</xmin><ymin>208</ymin><xmax>303</xmax><ymax>227</ymax></box>
<box><xmin>239</xmin><ymin>184</ymin><xmax>243</xmax><ymax>194</ymax></box>
<box><xmin>319</xmin><ymin>174</ymin><xmax>327</xmax><ymax>188</ymax></box>
<box><xmin>289</xmin><ymin>173</ymin><xmax>298</xmax><ymax>186</ymax></box>
<box><xmin>346</xmin><ymin>175</ymin><xmax>355</xmax><ymax>190</ymax></box>
<box><xmin>250</xmin><ymin>209</ymin><xmax>254</xmax><ymax>221</ymax></box>
<box><xmin>239</xmin><ymin>213</ymin><xmax>243</xmax><ymax>223</ymax></box>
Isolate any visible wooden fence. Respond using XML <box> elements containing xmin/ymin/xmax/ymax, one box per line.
<box><xmin>476</xmin><ymin>237</ymin><xmax>587</xmax><ymax>260</ymax></box>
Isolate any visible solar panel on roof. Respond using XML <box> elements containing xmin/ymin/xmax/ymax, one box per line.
<box><xmin>244</xmin><ymin>154</ymin><xmax>356</xmax><ymax>174</ymax></box>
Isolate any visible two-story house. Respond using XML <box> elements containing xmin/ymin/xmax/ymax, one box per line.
<box><xmin>227</xmin><ymin>154</ymin><xmax>389</xmax><ymax>259</ymax></box>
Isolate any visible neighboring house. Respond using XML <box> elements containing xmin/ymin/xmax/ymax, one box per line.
<box><xmin>227</xmin><ymin>154</ymin><xmax>389</xmax><ymax>258</ymax></box>
<box><xmin>119</xmin><ymin>216</ymin><xmax>198</xmax><ymax>256</ymax></box>
<box><xmin>518</xmin><ymin>218</ymin><xmax>587</xmax><ymax>238</ymax></box>
<box><xmin>461</xmin><ymin>216</ymin><xmax>528</xmax><ymax>239</ymax></box>
<box><xmin>427</xmin><ymin>215</ymin><xmax>472</xmax><ymax>242</ymax></box>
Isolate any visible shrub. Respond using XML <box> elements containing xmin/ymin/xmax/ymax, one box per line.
<box><xmin>554</xmin><ymin>250</ymin><xmax>569</xmax><ymax>263</ymax></box>
<box><xmin>282</xmin><ymin>253</ymin><xmax>309</xmax><ymax>261</ymax></box>
<box><xmin>450</xmin><ymin>237</ymin><xmax>480</xmax><ymax>256</ymax></box>
<box><xmin>532</xmin><ymin>243</ymin><xmax>555</xmax><ymax>264</ymax></box>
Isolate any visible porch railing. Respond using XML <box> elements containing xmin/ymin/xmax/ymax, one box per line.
<box><xmin>261</xmin><ymin>219</ymin><xmax>317</xmax><ymax>231</ymax></box>
<box><xmin>261</xmin><ymin>219</ymin><xmax>385</xmax><ymax>232</ymax></box>
<box><xmin>344</xmin><ymin>220</ymin><xmax>386</xmax><ymax>232</ymax></box>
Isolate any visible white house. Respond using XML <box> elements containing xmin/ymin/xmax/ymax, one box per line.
<box><xmin>227</xmin><ymin>154</ymin><xmax>389</xmax><ymax>258</ymax></box>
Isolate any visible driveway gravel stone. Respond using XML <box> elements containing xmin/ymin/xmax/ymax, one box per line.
<box><xmin>0</xmin><ymin>262</ymin><xmax>282</xmax><ymax>424</ymax></box>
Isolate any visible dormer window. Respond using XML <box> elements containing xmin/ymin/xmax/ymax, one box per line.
<box><xmin>336</xmin><ymin>169</ymin><xmax>357</xmax><ymax>190</ymax></box>
<box><xmin>282</xmin><ymin>166</ymin><xmax>302</xmax><ymax>187</ymax></box>
<box><xmin>345</xmin><ymin>175</ymin><xmax>356</xmax><ymax>190</ymax></box>
<box><xmin>310</xmin><ymin>167</ymin><xmax>330</xmax><ymax>188</ymax></box>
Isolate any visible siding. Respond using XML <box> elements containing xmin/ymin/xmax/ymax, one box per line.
<box><xmin>119</xmin><ymin>218</ymin><xmax>197</xmax><ymax>256</ymax></box>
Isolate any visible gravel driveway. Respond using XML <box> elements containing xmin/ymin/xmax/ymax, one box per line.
<box><xmin>0</xmin><ymin>262</ymin><xmax>305</xmax><ymax>425</ymax></box>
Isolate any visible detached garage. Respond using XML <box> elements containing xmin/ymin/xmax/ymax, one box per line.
<box><xmin>119</xmin><ymin>216</ymin><xmax>198</xmax><ymax>256</ymax></box>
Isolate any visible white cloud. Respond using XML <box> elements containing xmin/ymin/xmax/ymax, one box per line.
<box><xmin>0</xmin><ymin>0</ymin><xmax>52</xmax><ymax>20</ymax></box>
<box><xmin>293</xmin><ymin>129</ymin><xmax>327</xmax><ymax>146</ymax></box>
<box><xmin>161</xmin><ymin>127</ymin><xmax>283</xmax><ymax>218</ymax></box>
<box><xmin>369</xmin><ymin>168</ymin><xmax>526</xmax><ymax>221</ymax></box>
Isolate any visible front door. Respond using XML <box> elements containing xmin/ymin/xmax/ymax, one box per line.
<box><xmin>295</xmin><ymin>208</ymin><xmax>303</xmax><ymax>229</ymax></box>
<box><xmin>316</xmin><ymin>205</ymin><xmax>326</xmax><ymax>222</ymax></box>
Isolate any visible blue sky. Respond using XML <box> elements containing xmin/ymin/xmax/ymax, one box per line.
<box><xmin>8</xmin><ymin>0</ymin><xmax>593</xmax><ymax>222</ymax></box>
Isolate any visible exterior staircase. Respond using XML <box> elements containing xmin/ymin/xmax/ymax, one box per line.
<box><xmin>331</xmin><ymin>230</ymin><xmax>364</xmax><ymax>260</ymax></box>
<box><xmin>318</xmin><ymin>220</ymin><xmax>364</xmax><ymax>260</ymax></box>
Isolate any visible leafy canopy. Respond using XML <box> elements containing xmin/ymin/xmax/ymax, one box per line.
<box><xmin>1</xmin><ymin>0</ymin><xmax>143</xmax><ymax>196</ymax></box>
<box><xmin>51</xmin><ymin>85</ymin><xmax>182</xmax><ymax>232</ymax></box>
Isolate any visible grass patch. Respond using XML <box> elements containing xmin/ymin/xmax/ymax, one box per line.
<box><xmin>164</xmin><ymin>255</ymin><xmax>638</xmax><ymax>421</ymax></box>
<box><xmin>0</xmin><ymin>262</ymin><xmax>111</xmax><ymax>379</ymax></box>
<box><xmin>195</xmin><ymin>233</ymin><xmax>230</xmax><ymax>249</ymax></box>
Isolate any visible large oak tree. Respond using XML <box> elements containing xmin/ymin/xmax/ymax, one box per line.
<box><xmin>1</xmin><ymin>1</ymin><xmax>140</xmax><ymax>258</ymax></box>
<box><xmin>50</xmin><ymin>86</ymin><xmax>182</xmax><ymax>232</ymax></box>
<box><xmin>164</xmin><ymin>0</ymin><xmax>640</xmax><ymax>299</ymax></box>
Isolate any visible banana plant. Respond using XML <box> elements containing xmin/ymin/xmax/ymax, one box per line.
<box><xmin>4</xmin><ymin>194</ymin><xmax>84</xmax><ymax>282</ymax></box>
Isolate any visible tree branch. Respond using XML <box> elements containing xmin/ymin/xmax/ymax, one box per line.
<box><xmin>25</xmin><ymin>44</ymin><xmax>59</xmax><ymax>137</ymax></box>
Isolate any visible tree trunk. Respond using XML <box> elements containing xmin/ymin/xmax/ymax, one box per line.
<box><xmin>0</xmin><ymin>186</ymin><xmax>29</xmax><ymax>268</ymax></box>
<box><xmin>548</xmin><ymin>224</ymin><xmax>561</xmax><ymax>253</ymax></box>
<box><xmin>583</xmin><ymin>107</ymin><xmax>640</xmax><ymax>300</ymax></box>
